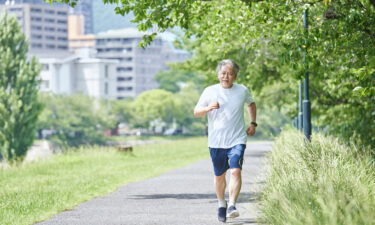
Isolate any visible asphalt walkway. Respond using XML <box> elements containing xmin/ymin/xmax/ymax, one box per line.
<box><xmin>36</xmin><ymin>141</ymin><xmax>272</xmax><ymax>225</ymax></box>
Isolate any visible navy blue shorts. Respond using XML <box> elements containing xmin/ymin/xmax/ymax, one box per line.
<box><xmin>209</xmin><ymin>144</ymin><xmax>246</xmax><ymax>176</ymax></box>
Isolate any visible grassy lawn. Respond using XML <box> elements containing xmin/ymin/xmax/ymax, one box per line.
<box><xmin>0</xmin><ymin>137</ymin><xmax>208</xmax><ymax>225</ymax></box>
<box><xmin>261</xmin><ymin>130</ymin><xmax>375</xmax><ymax>225</ymax></box>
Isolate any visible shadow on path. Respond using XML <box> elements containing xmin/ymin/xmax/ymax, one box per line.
<box><xmin>129</xmin><ymin>191</ymin><xmax>262</xmax><ymax>203</ymax></box>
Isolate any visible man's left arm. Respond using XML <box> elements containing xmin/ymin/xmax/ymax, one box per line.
<box><xmin>246</xmin><ymin>102</ymin><xmax>257</xmax><ymax>136</ymax></box>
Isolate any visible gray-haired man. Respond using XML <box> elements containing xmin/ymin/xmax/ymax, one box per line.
<box><xmin>194</xmin><ymin>59</ymin><xmax>257</xmax><ymax>222</ymax></box>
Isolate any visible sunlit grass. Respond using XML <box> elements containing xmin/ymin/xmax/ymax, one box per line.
<box><xmin>0</xmin><ymin>137</ymin><xmax>208</xmax><ymax>225</ymax></box>
<box><xmin>261</xmin><ymin>129</ymin><xmax>375</xmax><ymax>225</ymax></box>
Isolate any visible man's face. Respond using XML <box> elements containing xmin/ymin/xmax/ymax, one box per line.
<box><xmin>218</xmin><ymin>64</ymin><xmax>236</xmax><ymax>89</ymax></box>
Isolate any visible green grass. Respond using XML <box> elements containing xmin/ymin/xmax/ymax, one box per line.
<box><xmin>108</xmin><ymin>135</ymin><xmax>189</xmax><ymax>142</ymax></box>
<box><xmin>261</xmin><ymin>129</ymin><xmax>375</xmax><ymax>225</ymax></box>
<box><xmin>0</xmin><ymin>137</ymin><xmax>208</xmax><ymax>225</ymax></box>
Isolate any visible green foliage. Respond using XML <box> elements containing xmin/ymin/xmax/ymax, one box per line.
<box><xmin>37</xmin><ymin>94</ymin><xmax>115</xmax><ymax>147</ymax></box>
<box><xmin>131</xmin><ymin>89</ymin><xmax>176</xmax><ymax>128</ymax></box>
<box><xmin>47</xmin><ymin>0</ymin><xmax>375</xmax><ymax>146</ymax></box>
<box><xmin>108</xmin><ymin>98</ymin><xmax>133</xmax><ymax>125</ymax></box>
<box><xmin>262</xmin><ymin>129</ymin><xmax>375</xmax><ymax>225</ymax></box>
<box><xmin>154</xmin><ymin>69</ymin><xmax>204</xmax><ymax>93</ymax></box>
<box><xmin>0</xmin><ymin>15</ymin><xmax>42</xmax><ymax>162</ymax></box>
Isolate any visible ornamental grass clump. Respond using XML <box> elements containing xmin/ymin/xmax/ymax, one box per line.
<box><xmin>261</xmin><ymin>129</ymin><xmax>375</xmax><ymax>225</ymax></box>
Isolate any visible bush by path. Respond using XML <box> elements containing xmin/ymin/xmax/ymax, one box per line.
<box><xmin>261</xmin><ymin>130</ymin><xmax>375</xmax><ymax>225</ymax></box>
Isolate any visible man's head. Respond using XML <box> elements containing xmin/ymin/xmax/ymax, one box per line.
<box><xmin>216</xmin><ymin>59</ymin><xmax>239</xmax><ymax>89</ymax></box>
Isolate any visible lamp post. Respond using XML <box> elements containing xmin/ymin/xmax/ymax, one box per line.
<box><xmin>298</xmin><ymin>80</ymin><xmax>303</xmax><ymax>131</ymax></box>
<box><xmin>303</xmin><ymin>8</ymin><xmax>312</xmax><ymax>140</ymax></box>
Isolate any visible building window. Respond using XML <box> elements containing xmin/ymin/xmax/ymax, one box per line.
<box><xmin>57</xmin><ymin>45</ymin><xmax>68</xmax><ymax>50</ymax></box>
<box><xmin>31</xmin><ymin>8</ymin><xmax>42</xmax><ymax>13</ymax></box>
<box><xmin>57</xmin><ymin>20</ymin><xmax>67</xmax><ymax>24</ymax></box>
<box><xmin>104</xmin><ymin>82</ymin><xmax>108</xmax><ymax>95</ymax></box>
<box><xmin>122</xmin><ymin>57</ymin><xmax>132</xmax><ymax>62</ymax></box>
<box><xmin>123</xmin><ymin>48</ymin><xmax>132</xmax><ymax>53</ymax></box>
<box><xmin>96</xmin><ymin>39</ymin><xmax>106</xmax><ymax>45</ymax></box>
<box><xmin>117</xmin><ymin>67</ymin><xmax>133</xmax><ymax>72</ymax></box>
<box><xmin>31</xmin><ymin>43</ymin><xmax>42</xmax><ymax>48</ymax></box>
<box><xmin>44</xmin><ymin>18</ymin><xmax>55</xmax><ymax>23</ymax></box>
<box><xmin>42</xmin><ymin>80</ymin><xmax>49</xmax><ymax>89</ymax></box>
<box><xmin>31</xmin><ymin>17</ymin><xmax>42</xmax><ymax>22</ymax></box>
<box><xmin>31</xmin><ymin>25</ymin><xmax>42</xmax><ymax>31</ymax></box>
<box><xmin>46</xmin><ymin>44</ymin><xmax>55</xmax><ymax>49</ymax></box>
<box><xmin>9</xmin><ymin>7</ymin><xmax>22</xmax><ymax>12</ymax></box>
<box><xmin>45</xmin><ymin>36</ymin><xmax>55</xmax><ymax>40</ymax></box>
<box><xmin>44</xmin><ymin>27</ymin><xmax>55</xmax><ymax>32</ymax></box>
<box><xmin>57</xmin><ymin>28</ymin><xmax>67</xmax><ymax>33</ymax></box>
<box><xmin>57</xmin><ymin>11</ymin><xmax>67</xmax><ymax>16</ymax></box>
<box><xmin>122</xmin><ymin>38</ymin><xmax>131</xmax><ymax>44</ymax></box>
<box><xmin>117</xmin><ymin>77</ymin><xmax>133</xmax><ymax>81</ymax></box>
<box><xmin>42</xmin><ymin>64</ymin><xmax>49</xmax><ymax>71</ymax></box>
<box><xmin>45</xmin><ymin>9</ymin><xmax>55</xmax><ymax>14</ymax></box>
<box><xmin>31</xmin><ymin>34</ymin><xmax>42</xmax><ymax>40</ymax></box>
<box><xmin>57</xmin><ymin>37</ymin><xmax>67</xmax><ymax>41</ymax></box>
<box><xmin>117</xmin><ymin>87</ymin><xmax>133</xmax><ymax>91</ymax></box>
<box><xmin>105</xmin><ymin>65</ymin><xmax>109</xmax><ymax>78</ymax></box>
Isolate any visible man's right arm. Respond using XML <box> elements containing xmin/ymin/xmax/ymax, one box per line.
<box><xmin>194</xmin><ymin>107</ymin><xmax>210</xmax><ymax>118</ymax></box>
<box><xmin>194</xmin><ymin>102</ymin><xmax>219</xmax><ymax>117</ymax></box>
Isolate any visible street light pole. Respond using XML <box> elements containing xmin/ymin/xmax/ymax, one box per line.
<box><xmin>303</xmin><ymin>8</ymin><xmax>312</xmax><ymax>140</ymax></box>
<box><xmin>298</xmin><ymin>80</ymin><xmax>303</xmax><ymax>131</ymax></box>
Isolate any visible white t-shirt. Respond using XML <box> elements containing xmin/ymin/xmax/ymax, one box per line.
<box><xmin>195</xmin><ymin>83</ymin><xmax>255</xmax><ymax>148</ymax></box>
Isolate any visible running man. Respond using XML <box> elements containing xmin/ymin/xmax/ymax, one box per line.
<box><xmin>194</xmin><ymin>59</ymin><xmax>257</xmax><ymax>222</ymax></box>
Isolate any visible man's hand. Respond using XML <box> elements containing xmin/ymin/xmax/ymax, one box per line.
<box><xmin>246</xmin><ymin>125</ymin><xmax>256</xmax><ymax>136</ymax></box>
<box><xmin>207</xmin><ymin>101</ymin><xmax>220</xmax><ymax>111</ymax></box>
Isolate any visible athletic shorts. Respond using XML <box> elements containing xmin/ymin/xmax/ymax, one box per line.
<box><xmin>209</xmin><ymin>144</ymin><xmax>246</xmax><ymax>176</ymax></box>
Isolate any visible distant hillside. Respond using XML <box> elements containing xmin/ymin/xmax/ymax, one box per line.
<box><xmin>93</xmin><ymin>0</ymin><xmax>136</xmax><ymax>34</ymax></box>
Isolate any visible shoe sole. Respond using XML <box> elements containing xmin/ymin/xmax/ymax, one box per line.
<box><xmin>227</xmin><ymin>211</ymin><xmax>239</xmax><ymax>218</ymax></box>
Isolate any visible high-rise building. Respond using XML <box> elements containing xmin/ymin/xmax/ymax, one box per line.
<box><xmin>95</xmin><ymin>28</ymin><xmax>190</xmax><ymax>99</ymax></box>
<box><xmin>0</xmin><ymin>0</ymin><xmax>70</xmax><ymax>57</ymax></box>
<box><xmin>68</xmin><ymin>14</ymin><xmax>95</xmax><ymax>52</ymax></box>
<box><xmin>69</xmin><ymin>0</ymin><xmax>93</xmax><ymax>34</ymax></box>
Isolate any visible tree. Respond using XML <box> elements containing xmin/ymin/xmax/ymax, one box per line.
<box><xmin>154</xmin><ymin>69</ymin><xmax>205</xmax><ymax>93</ymax></box>
<box><xmin>37</xmin><ymin>94</ymin><xmax>115</xmax><ymax>147</ymax></box>
<box><xmin>0</xmin><ymin>15</ymin><xmax>43</xmax><ymax>162</ymax></box>
<box><xmin>131</xmin><ymin>89</ymin><xmax>176</xmax><ymax>129</ymax></box>
<box><xmin>48</xmin><ymin>0</ymin><xmax>375</xmax><ymax>147</ymax></box>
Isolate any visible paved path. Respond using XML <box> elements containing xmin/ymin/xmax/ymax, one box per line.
<box><xmin>36</xmin><ymin>142</ymin><xmax>272</xmax><ymax>225</ymax></box>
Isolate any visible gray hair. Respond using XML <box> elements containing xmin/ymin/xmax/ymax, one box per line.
<box><xmin>216</xmin><ymin>59</ymin><xmax>240</xmax><ymax>76</ymax></box>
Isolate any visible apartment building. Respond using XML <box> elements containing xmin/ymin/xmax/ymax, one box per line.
<box><xmin>0</xmin><ymin>0</ymin><xmax>69</xmax><ymax>57</ymax></box>
<box><xmin>95</xmin><ymin>28</ymin><xmax>190</xmax><ymax>99</ymax></box>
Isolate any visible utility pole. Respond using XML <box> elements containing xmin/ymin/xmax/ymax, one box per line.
<box><xmin>303</xmin><ymin>8</ymin><xmax>312</xmax><ymax>140</ymax></box>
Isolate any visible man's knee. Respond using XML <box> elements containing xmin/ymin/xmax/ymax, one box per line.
<box><xmin>215</xmin><ymin>172</ymin><xmax>226</xmax><ymax>182</ymax></box>
<box><xmin>230</xmin><ymin>168</ymin><xmax>241</xmax><ymax>177</ymax></box>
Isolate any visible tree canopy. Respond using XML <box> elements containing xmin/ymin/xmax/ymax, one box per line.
<box><xmin>47</xmin><ymin>0</ymin><xmax>375</xmax><ymax>147</ymax></box>
<box><xmin>0</xmin><ymin>15</ymin><xmax>42</xmax><ymax>161</ymax></box>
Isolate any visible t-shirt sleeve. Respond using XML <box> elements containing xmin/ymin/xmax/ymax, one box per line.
<box><xmin>195</xmin><ymin>88</ymin><xmax>210</xmax><ymax>109</ymax></box>
<box><xmin>245</xmin><ymin>86</ymin><xmax>255</xmax><ymax>104</ymax></box>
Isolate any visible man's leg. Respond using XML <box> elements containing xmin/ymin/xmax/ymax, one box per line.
<box><xmin>214</xmin><ymin>172</ymin><xmax>227</xmax><ymax>222</ymax></box>
<box><xmin>214</xmin><ymin>172</ymin><xmax>227</xmax><ymax>201</ymax></box>
<box><xmin>227</xmin><ymin>144</ymin><xmax>246</xmax><ymax>218</ymax></box>
<box><xmin>229</xmin><ymin>168</ymin><xmax>242</xmax><ymax>204</ymax></box>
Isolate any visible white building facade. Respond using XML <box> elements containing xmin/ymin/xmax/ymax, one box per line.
<box><xmin>39</xmin><ymin>54</ymin><xmax>118</xmax><ymax>100</ymax></box>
